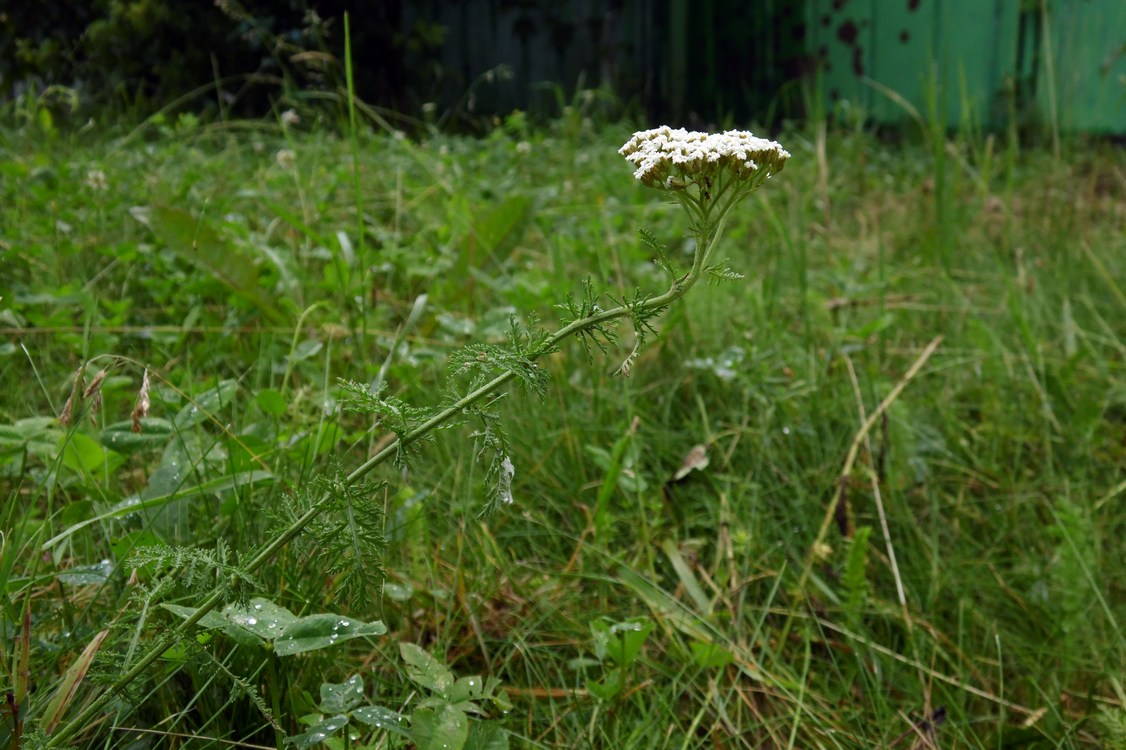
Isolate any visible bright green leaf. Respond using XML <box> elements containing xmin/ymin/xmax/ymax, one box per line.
<box><xmin>400</xmin><ymin>642</ymin><xmax>455</xmax><ymax>695</ymax></box>
<box><xmin>174</xmin><ymin>380</ymin><xmax>239</xmax><ymax>429</ymax></box>
<box><xmin>320</xmin><ymin>675</ymin><xmax>365</xmax><ymax>713</ymax></box>
<box><xmin>352</xmin><ymin>705</ymin><xmax>412</xmax><ymax>738</ymax></box>
<box><xmin>59</xmin><ymin>432</ymin><xmax>124</xmax><ymax>475</ymax></box>
<box><xmin>413</xmin><ymin>704</ymin><xmax>469</xmax><ymax>750</ymax></box>
<box><xmin>689</xmin><ymin>641</ymin><xmax>734</xmax><ymax>669</ymax></box>
<box><xmin>283</xmin><ymin>715</ymin><xmax>349</xmax><ymax>748</ymax></box>
<box><xmin>256</xmin><ymin>388</ymin><xmax>287</xmax><ymax>417</ymax></box>
<box><xmin>98</xmin><ymin>418</ymin><xmax>174</xmax><ymax>454</ymax></box>
<box><xmin>273</xmin><ymin>613</ymin><xmax>387</xmax><ymax>656</ymax></box>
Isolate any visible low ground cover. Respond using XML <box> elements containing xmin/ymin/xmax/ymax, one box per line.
<box><xmin>1</xmin><ymin>111</ymin><xmax>1125</xmax><ymax>748</ymax></box>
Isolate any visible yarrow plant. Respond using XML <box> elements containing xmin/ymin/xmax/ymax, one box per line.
<box><xmin>619</xmin><ymin>126</ymin><xmax>790</xmax><ymax>278</ymax></box>
<box><xmin>44</xmin><ymin>128</ymin><xmax>789</xmax><ymax>748</ymax></box>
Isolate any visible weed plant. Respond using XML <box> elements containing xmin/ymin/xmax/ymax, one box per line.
<box><xmin>1</xmin><ymin>97</ymin><xmax>1125</xmax><ymax>750</ymax></box>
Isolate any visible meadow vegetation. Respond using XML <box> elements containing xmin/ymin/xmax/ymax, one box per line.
<box><xmin>1</xmin><ymin>98</ymin><xmax>1125</xmax><ymax>749</ymax></box>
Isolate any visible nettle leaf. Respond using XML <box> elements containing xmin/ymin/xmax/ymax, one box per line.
<box><xmin>320</xmin><ymin>675</ymin><xmax>365</xmax><ymax>713</ymax></box>
<box><xmin>282</xmin><ymin>714</ymin><xmax>349</xmax><ymax>748</ymax></box>
<box><xmin>400</xmin><ymin>642</ymin><xmax>455</xmax><ymax>695</ymax></box>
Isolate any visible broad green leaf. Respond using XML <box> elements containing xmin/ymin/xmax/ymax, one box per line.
<box><xmin>585</xmin><ymin>669</ymin><xmax>624</xmax><ymax>702</ymax></box>
<box><xmin>42</xmin><ymin>470</ymin><xmax>275</xmax><ymax>549</ymax></box>
<box><xmin>161</xmin><ymin>598</ymin><xmax>289</xmax><ymax>647</ymax></box>
<box><xmin>273</xmin><ymin>613</ymin><xmax>387</xmax><ymax>656</ymax></box>
<box><xmin>256</xmin><ymin>388</ymin><xmax>287</xmax><ymax>417</ymax></box>
<box><xmin>161</xmin><ymin>598</ymin><xmax>385</xmax><ymax>655</ymax></box>
<box><xmin>446</xmin><ymin>675</ymin><xmax>486</xmax><ymax>704</ymax></box>
<box><xmin>320</xmin><ymin>675</ymin><xmax>365</xmax><ymax>713</ymax></box>
<box><xmin>413</xmin><ymin>704</ymin><xmax>468</xmax><ymax>750</ymax></box>
<box><xmin>352</xmin><ymin>705</ymin><xmax>412</xmax><ymax>738</ymax></box>
<box><xmin>99</xmin><ymin>418</ymin><xmax>174</xmax><ymax>454</ymax></box>
<box><xmin>0</xmin><ymin>418</ymin><xmax>59</xmax><ymax>454</ymax></box>
<box><xmin>689</xmin><ymin>641</ymin><xmax>734</xmax><ymax>669</ymax></box>
<box><xmin>463</xmin><ymin>194</ymin><xmax>532</xmax><ymax>267</ymax></box>
<box><xmin>288</xmin><ymin>339</ymin><xmax>324</xmax><ymax>363</ymax></box>
<box><xmin>224</xmin><ymin>598</ymin><xmax>298</xmax><ymax>639</ymax></box>
<box><xmin>465</xmin><ymin>724</ymin><xmax>510</xmax><ymax>750</ymax></box>
<box><xmin>283</xmin><ymin>714</ymin><xmax>349</xmax><ymax>748</ymax></box>
<box><xmin>174</xmin><ymin>380</ymin><xmax>239</xmax><ymax>429</ymax></box>
<box><xmin>607</xmin><ymin>618</ymin><xmax>653</xmax><ymax>666</ymax></box>
<box><xmin>59</xmin><ymin>432</ymin><xmax>124</xmax><ymax>475</ymax></box>
<box><xmin>57</xmin><ymin>561</ymin><xmax>114</xmax><ymax>586</ymax></box>
<box><xmin>400</xmin><ymin>642</ymin><xmax>455</xmax><ymax>695</ymax></box>
<box><xmin>590</xmin><ymin>617</ymin><xmax>653</xmax><ymax>667</ymax></box>
<box><xmin>137</xmin><ymin>205</ymin><xmax>286</xmax><ymax>324</ymax></box>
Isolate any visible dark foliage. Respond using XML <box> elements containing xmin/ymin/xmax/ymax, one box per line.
<box><xmin>0</xmin><ymin>0</ymin><xmax>442</xmax><ymax>118</ymax></box>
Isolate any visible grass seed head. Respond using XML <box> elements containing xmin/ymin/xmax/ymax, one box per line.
<box><xmin>131</xmin><ymin>368</ymin><xmax>151</xmax><ymax>433</ymax></box>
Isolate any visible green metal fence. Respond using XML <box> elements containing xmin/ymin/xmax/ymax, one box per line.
<box><xmin>808</xmin><ymin>0</ymin><xmax>1126</xmax><ymax>133</ymax></box>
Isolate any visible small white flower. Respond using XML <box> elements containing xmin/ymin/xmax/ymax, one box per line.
<box><xmin>515</xmin><ymin>140</ymin><xmax>532</xmax><ymax>156</ymax></box>
<box><xmin>280</xmin><ymin>109</ymin><xmax>300</xmax><ymax>127</ymax></box>
<box><xmin>275</xmin><ymin>148</ymin><xmax>296</xmax><ymax>170</ymax></box>
<box><xmin>85</xmin><ymin>169</ymin><xmax>108</xmax><ymax>191</ymax></box>
<box><xmin>619</xmin><ymin>126</ymin><xmax>790</xmax><ymax>188</ymax></box>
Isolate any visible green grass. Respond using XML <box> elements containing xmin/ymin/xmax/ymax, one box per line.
<box><xmin>1</xmin><ymin>107</ymin><xmax>1125</xmax><ymax>750</ymax></box>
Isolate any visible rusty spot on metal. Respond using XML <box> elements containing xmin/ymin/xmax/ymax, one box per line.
<box><xmin>852</xmin><ymin>47</ymin><xmax>864</xmax><ymax>76</ymax></box>
<box><xmin>908</xmin><ymin>0</ymin><xmax>921</xmax><ymax>10</ymax></box>
<box><xmin>822</xmin><ymin>14</ymin><xmax>832</xmax><ymax>27</ymax></box>
<box><xmin>837</xmin><ymin>19</ymin><xmax>859</xmax><ymax>45</ymax></box>
<box><xmin>900</xmin><ymin>29</ymin><xmax>910</xmax><ymax>43</ymax></box>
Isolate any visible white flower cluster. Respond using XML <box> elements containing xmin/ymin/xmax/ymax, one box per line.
<box><xmin>619</xmin><ymin>126</ymin><xmax>790</xmax><ymax>188</ymax></box>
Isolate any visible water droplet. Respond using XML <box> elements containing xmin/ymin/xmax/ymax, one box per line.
<box><xmin>245</xmin><ymin>617</ymin><xmax>257</xmax><ymax>625</ymax></box>
<box><xmin>339</xmin><ymin>619</ymin><xmax>350</xmax><ymax>628</ymax></box>
<box><xmin>782</xmin><ymin>426</ymin><xmax>791</xmax><ymax>435</ymax></box>
<box><xmin>253</xmin><ymin>603</ymin><xmax>263</xmax><ymax>611</ymax></box>
<box><xmin>267</xmin><ymin>622</ymin><xmax>277</xmax><ymax>629</ymax></box>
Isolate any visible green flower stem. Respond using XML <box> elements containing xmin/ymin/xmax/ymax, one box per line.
<box><xmin>48</xmin><ymin>220</ymin><xmax>732</xmax><ymax>748</ymax></box>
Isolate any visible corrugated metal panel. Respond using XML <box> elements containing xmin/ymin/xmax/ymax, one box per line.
<box><xmin>1046</xmin><ymin>0</ymin><xmax>1126</xmax><ymax>133</ymax></box>
<box><xmin>808</xmin><ymin>0</ymin><xmax>1124</xmax><ymax>133</ymax></box>
<box><xmin>807</xmin><ymin>0</ymin><xmax>1021</xmax><ymax>127</ymax></box>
